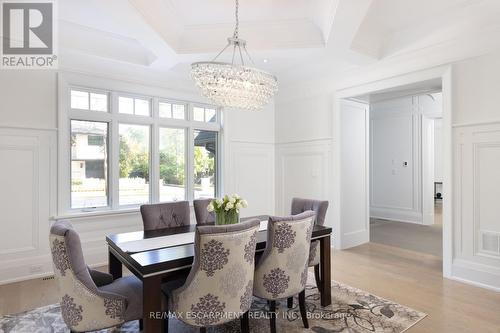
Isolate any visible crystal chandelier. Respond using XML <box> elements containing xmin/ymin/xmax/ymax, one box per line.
<box><xmin>190</xmin><ymin>0</ymin><xmax>278</xmax><ymax>111</ymax></box>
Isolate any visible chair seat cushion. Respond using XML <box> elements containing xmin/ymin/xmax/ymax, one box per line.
<box><xmin>99</xmin><ymin>275</ymin><xmax>143</xmax><ymax>321</ymax></box>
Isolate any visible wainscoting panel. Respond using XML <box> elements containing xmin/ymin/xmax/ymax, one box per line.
<box><xmin>276</xmin><ymin>139</ymin><xmax>332</xmax><ymax>222</ymax></box>
<box><xmin>0</xmin><ymin>128</ymin><xmax>56</xmax><ymax>284</ymax></box>
<box><xmin>227</xmin><ymin>142</ymin><xmax>275</xmax><ymax>217</ymax></box>
<box><xmin>453</xmin><ymin>122</ymin><xmax>500</xmax><ymax>290</ymax></box>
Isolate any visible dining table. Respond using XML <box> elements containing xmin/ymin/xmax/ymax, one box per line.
<box><xmin>106</xmin><ymin>216</ymin><xmax>333</xmax><ymax>333</ymax></box>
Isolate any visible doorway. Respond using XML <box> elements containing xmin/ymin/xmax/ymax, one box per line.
<box><xmin>333</xmin><ymin>66</ymin><xmax>453</xmax><ymax>277</ymax></box>
<box><xmin>364</xmin><ymin>89</ymin><xmax>442</xmax><ymax>256</ymax></box>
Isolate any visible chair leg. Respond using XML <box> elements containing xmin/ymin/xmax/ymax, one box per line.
<box><xmin>314</xmin><ymin>264</ymin><xmax>322</xmax><ymax>293</ymax></box>
<box><xmin>139</xmin><ymin>319</ymin><xmax>143</xmax><ymax>331</ymax></box>
<box><xmin>240</xmin><ymin>311</ymin><xmax>250</xmax><ymax>333</ymax></box>
<box><xmin>298</xmin><ymin>289</ymin><xmax>309</xmax><ymax>329</ymax></box>
<box><xmin>287</xmin><ymin>297</ymin><xmax>293</xmax><ymax>308</ymax></box>
<box><xmin>269</xmin><ymin>300</ymin><xmax>277</xmax><ymax>333</ymax></box>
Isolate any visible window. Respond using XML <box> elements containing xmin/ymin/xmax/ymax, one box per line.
<box><xmin>63</xmin><ymin>84</ymin><xmax>221</xmax><ymax>213</ymax></box>
<box><xmin>119</xmin><ymin>96</ymin><xmax>151</xmax><ymax>116</ymax></box>
<box><xmin>193</xmin><ymin>130</ymin><xmax>217</xmax><ymax>199</ymax></box>
<box><xmin>159</xmin><ymin>128</ymin><xmax>186</xmax><ymax>202</ymax></box>
<box><xmin>70</xmin><ymin>89</ymin><xmax>108</xmax><ymax>112</ymax></box>
<box><xmin>119</xmin><ymin>124</ymin><xmax>150</xmax><ymax>206</ymax></box>
<box><xmin>70</xmin><ymin>120</ymin><xmax>108</xmax><ymax>209</ymax></box>
<box><xmin>159</xmin><ymin>102</ymin><xmax>186</xmax><ymax>120</ymax></box>
<box><xmin>193</xmin><ymin>106</ymin><xmax>217</xmax><ymax>123</ymax></box>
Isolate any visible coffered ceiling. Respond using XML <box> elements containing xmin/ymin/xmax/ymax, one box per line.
<box><xmin>57</xmin><ymin>0</ymin><xmax>500</xmax><ymax>88</ymax></box>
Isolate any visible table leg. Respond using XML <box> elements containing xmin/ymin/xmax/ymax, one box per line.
<box><xmin>143</xmin><ymin>275</ymin><xmax>164</xmax><ymax>333</ymax></box>
<box><xmin>319</xmin><ymin>235</ymin><xmax>332</xmax><ymax>307</ymax></box>
<box><xmin>108</xmin><ymin>249</ymin><xmax>122</xmax><ymax>279</ymax></box>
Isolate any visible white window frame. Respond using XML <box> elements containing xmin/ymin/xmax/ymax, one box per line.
<box><xmin>58</xmin><ymin>76</ymin><xmax>222</xmax><ymax>216</ymax></box>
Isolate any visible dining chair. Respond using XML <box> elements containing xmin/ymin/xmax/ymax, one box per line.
<box><xmin>161</xmin><ymin>219</ymin><xmax>261</xmax><ymax>333</ymax></box>
<box><xmin>193</xmin><ymin>198</ymin><xmax>215</xmax><ymax>225</ymax></box>
<box><xmin>290</xmin><ymin>197</ymin><xmax>329</xmax><ymax>300</ymax></box>
<box><xmin>253</xmin><ymin>211</ymin><xmax>315</xmax><ymax>333</ymax></box>
<box><xmin>49</xmin><ymin>220</ymin><xmax>143</xmax><ymax>333</ymax></box>
<box><xmin>140</xmin><ymin>201</ymin><xmax>191</xmax><ymax>231</ymax></box>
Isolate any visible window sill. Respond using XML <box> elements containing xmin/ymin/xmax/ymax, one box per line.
<box><xmin>52</xmin><ymin>208</ymin><xmax>140</xmax><ymax>221</ymax></box>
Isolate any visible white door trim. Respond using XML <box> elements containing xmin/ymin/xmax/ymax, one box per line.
<box><xmin>332</xmin><ymin>65</ymin><xmax>453</xmax><ymax>278</ymax></box>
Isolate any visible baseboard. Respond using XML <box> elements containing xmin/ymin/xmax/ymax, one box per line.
<box><xmin>370</xmin><ymin>206</ymin><xmax>423</xmax><ymax>224</ymax></box>
<box><xmin>451</xmin><ymin>258</ymin><xmax>500</xmax><ymax>292</ymax></box>
<box><xmin>340</xmin><ymin>229</ymin><xmax>369</xmax><ymax>249</ymax></box>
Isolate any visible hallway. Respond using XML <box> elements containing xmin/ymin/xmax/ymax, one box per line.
<box><xmin>370</xmin><ymin>201</ymin><xmax>443</xmax><ymax>256</ymax></box>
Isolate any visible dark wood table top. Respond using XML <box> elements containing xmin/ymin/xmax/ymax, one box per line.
<box><xmin>106</xmin><ymin>216</ymin><xmax>332</xmax><ymax>279</ymax></box>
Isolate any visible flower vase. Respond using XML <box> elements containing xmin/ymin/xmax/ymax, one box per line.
<box><xmin>216</xmin><ymin>210</ymin><xmax>240</xmax><ymax>225</ymax></box>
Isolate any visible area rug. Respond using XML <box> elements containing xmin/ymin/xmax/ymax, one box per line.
<box><xmin>0</xmin><ymin>277</ymin><xmax>426</xmax><ymax>333</ymax></box>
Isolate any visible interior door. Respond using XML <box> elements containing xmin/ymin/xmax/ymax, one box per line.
<box><xmin>339</xmin><ymin>100</ymin><xmax>370</xmax><ymax>249</ymax></box>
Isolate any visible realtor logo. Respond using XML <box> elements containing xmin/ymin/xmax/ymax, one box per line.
<box><xmin>1</xmin><ymin>0</ymin><xmax>57</xmax><ymax>69</ymax></box>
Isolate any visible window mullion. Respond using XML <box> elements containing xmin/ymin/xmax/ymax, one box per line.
<box><xmin>187</xmin><ymin>125</ymin><xmax>194</xmax><ymax>203</ymax></box>
<box><xmin>110</xmin><ymin>92</ymin><xmax>119</xmax><ymax>210</ymax></box>
<box><xmin>151</xmin><ymin>97</ymin><xmax>160</xmax><ymax>203</ymax></box>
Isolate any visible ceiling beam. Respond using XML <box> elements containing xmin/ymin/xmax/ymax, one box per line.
<box><xmin>325</xmin><ymin>0</ymin><xmax>378</xmax><ymax>65</ymax></box>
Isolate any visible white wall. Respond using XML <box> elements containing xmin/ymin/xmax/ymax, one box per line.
<box><xmin>370</xmin><ymin>97</ymin><xmax>420</xmax><ymax>223</ymax></box>
<box><xmin>274</xmin><ymin>93</ymin><xmax>333</xmax><ymax>222</ymax></box>
<box><xmin>0</xmin><ymin>70</ymin><xmax>275</xmax><ymax>284</ymax></box>
<box><xmin>434</xmin><ymin>119</ymin><xmax>444</xmax><ymax>183</ymax></box>
<box><xmin>369</xmin><ymin>94</ymin><xmax>441</xmax><ymax>223</ymax></box>
<box><xmin>451</xmin><ymin>53</ymin><xmax>500</xmax><ymax>290</ymax></box>
<box><xmin>275</xmin><ymin>51</ymin><xmax>500</xmax><ymax>290</ymax></box>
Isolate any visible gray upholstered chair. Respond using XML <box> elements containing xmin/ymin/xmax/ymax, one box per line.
<box><xmin>49</xmin><ymin>220</ymin><xmax>143</xmax><ymax>332</ymax></box>
<box><xmin>291</xmin><ymin>197</ymin><xmax>329</xmax><ymax>294</ymax></box>
<box><xmin>193</xmin><ymin>198</ymin><xmax>215</xmax><ymax>225</ymax></box>
<box><xmin>140</xmin><ymin>201</ymin><xmax>191</xmax><ymax>231</ymax></box>
<box><xmin>253</xmin><ymin>211</ymin><xmax>315</xmax><ymax>333</ymax></box>
<box><xmin>161</xmin><ymin>219</ymin><xmax>261</xmax><ymax>333</ymax></box>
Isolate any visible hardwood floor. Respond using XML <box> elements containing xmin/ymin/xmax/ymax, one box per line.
<box><xmin>1</xmin><ymin>243</ymin><xmax>500</xmax><ymax>332</ymax></box>
<box><xmin>333</xmin><ymin>243</ymin><xmax>500</xmax><ymax>333</ymax></box>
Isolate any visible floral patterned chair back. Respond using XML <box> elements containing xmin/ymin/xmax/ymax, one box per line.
<box><xmin>140</xmin><ymin>201</ymin><xmax>191</xmax><ymax>231</ymax></box>
<box><xmin>193</xmin><ymin>198</ymin><xmax>215</xmax><ymax>225</ymax></box>
<box><xmin>50</xmin><ymin>220</ymin><xmax>129</xmax><ymax>332</ymax></box>
<box><xmin>169</xmin><ymin>219</ymin><xmax>260</xmax><ymax>328</ymax></box>
<box><xmin>253</xmin><ymin>211</ymin><xmax>315</xmax><ymax>300</ymax></box>
<box><xmin>291</xmin><ymin>198</ymin><xmax>329</xmax><ymax>267</ymax></box>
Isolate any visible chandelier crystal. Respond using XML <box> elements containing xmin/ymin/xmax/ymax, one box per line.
<box><xmin>190</xmin><ymin>0</ymin><xmax>278</xmax><ymax>111</ymax></box>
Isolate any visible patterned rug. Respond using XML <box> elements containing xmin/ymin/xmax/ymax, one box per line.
<box><xmin>0</xmin><ymin>278</ymin><xmax>426</xmax><ymax>333</ymax></box>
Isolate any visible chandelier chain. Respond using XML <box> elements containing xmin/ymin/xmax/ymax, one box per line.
<box><xmin>233</xmin><ymin>0</ymin><xmax>239</xmax><ymax>39</ymax></box>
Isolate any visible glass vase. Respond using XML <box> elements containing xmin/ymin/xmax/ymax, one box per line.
<box><xmin>216</xmin><ymin>210</ymin><xmax>240</xmax><ymax>225</ymax></box>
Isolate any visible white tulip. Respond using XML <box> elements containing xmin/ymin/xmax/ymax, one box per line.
<box><xmin>241</xmin><ymin>200</ymin><xmax>248</xmax><ymax>208</ymax></box>
<box><xmin>229</xmin><ymin>196</ymin><xmax>236</xmax><ymax>204</ymax></box>
<box><xmin>225</xmin><ymin>202</ymin><xmax>234</xmax><ymax>210</ymax></box>
<box><xmin>216</xmin><ymin>198</ymin><xmax>223</xmax><ymax>207</ymax></box>
<box><xmin>207</xmin><ymin>203</ymin><xmax>214</xmax><ymax>212</ymax></box>
<box><xmin>236</xmin><ymin>202</ymin><xmax>243</xmax><ymax>210</ymax></box>
<box><xmin>233</xmin><ymin>193</ymin><xmax>240</xmax><ymax>199</ymax></box>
